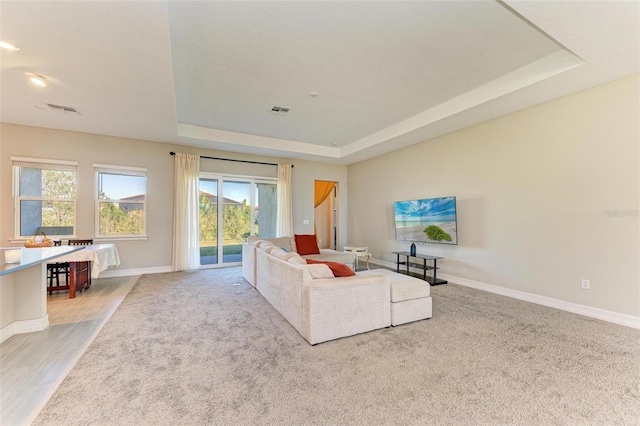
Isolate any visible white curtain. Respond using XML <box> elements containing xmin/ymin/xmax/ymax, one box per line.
<box><xmin>276</xmin><ymin>164</ymin><xmax>293</xmax><ymax>237</ymax></box>
<box><xmin>172</xmin><ymin>152</ymin><xmax>201</xmax><ymax>271</ymax></box>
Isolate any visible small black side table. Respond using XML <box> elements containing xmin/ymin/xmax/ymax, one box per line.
<box><xmin>392</xmin><ymin>251</ymin><xmax>447</xmax><ymax>286</ymax></box>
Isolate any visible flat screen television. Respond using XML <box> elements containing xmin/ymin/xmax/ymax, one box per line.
<box><xmin>394</xmin><ymin>196</ymin><xmax>458</xmax><ymax>244</ymax></box>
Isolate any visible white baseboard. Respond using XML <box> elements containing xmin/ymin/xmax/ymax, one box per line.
<box><xmin>99</xmin><ymin>266</ymin><xmax>173</xmax><ymax>278</ymax></box>
<box><xmin>369</xmin><ymin>258</ymin><xmax>640</xmax><ymax>330</ymax></box>
<box><xmin>0</xmin><ymin>315</ymin><xmax>49</xmax><ymax>344</ymax></box>
<box><xmin>99</xmin><ymin>264</ymin><xmax>241</xmax><ymax>277</ymax></box>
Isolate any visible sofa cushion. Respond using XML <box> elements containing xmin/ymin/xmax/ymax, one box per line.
<box><xmin>302</xmin><ymin>249</ymin><xmax>353</xmax><ymax>265</ymax></box>
<box><xmin>257</xmin><ymin>240</ymin><xmax>274</xmax><ymax>250</ymax></box>
<box><xmin>269</xmin><ymin>247</ymin><xmax>287</xmax><ymax>257</ymax></box>
<box><xmin>265</xmin><ymin>236</ymin><xmax>294</xmax><ymax>252</ymax></box>
<box><xmin>307</xmin><ymin>263</ymin><xmax>334</xmax><ymax>279</ymax></box>
<box><xmin>288</xmin><ymin>254</ymin><xmax>307</xmax><ymax>265</ymax></box>
<box><xmin>294</xmin><ymin>234</ymin><xmax>320</xmax><ymax>255</ymax></box>
<box><xmin>358</xmin><ymin>269</ymin><xmax>430</xmax><ymax>302</ymax></box>
<box><xmin>306</xmin><ymin>259</ymin><xmax>356</xmax><ymax>277</ymax></box>
<box><xmin>277</xmin><ymin>252</ymin><xmax>299</xmax><ymax>262</ymax></box>
<box><xmin>247</xmin><ymin>235</ymin><xmax>260</xmax><ymax>246</ymax></box>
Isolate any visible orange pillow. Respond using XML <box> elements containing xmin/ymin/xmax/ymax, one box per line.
<box><xmin>306</xmin><ymin>259</ymin><xmax>356</xmax><ymax>277</ymax></box>
<box><xmin>294</xmin><ymin>234</ymin><xmax>320</xmax><ymax>256</ymax></box>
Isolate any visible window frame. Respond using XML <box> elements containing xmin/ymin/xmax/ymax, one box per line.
<box><xmin>94</xmin><ymin>163</ymin><xmax>148</xmax><ymax>239</ymax></box>
<box><xmin>12</xmin><ymin>156</ymin><xmax>78</xmax><ymax>240</ymax></box>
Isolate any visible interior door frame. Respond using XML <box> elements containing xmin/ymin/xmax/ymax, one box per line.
<box><xmin>314</xmin><ymin>181</ymin><xmax>339</xmax><ymax>250</ymax></box>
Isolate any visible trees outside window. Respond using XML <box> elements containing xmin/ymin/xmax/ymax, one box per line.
<box><xmin>12</xmin><ymin>158</ymin><xmax>77</xmax><ymax>238</ymax></box>
<box><xmin>199</xmin><ymin>192</ymin><xmax>218</xmax><ymax>243</ymax></box>
<box><xmin>223</xmin><ymin>200</ymin><xmax>251</xmax><ymax>243</ymax></box>
<box><xmin>95</xmin><ymin>165</ymin><xmax>147</xmax><ymax>237</ymax></box>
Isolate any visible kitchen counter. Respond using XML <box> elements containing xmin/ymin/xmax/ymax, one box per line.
<box><xmin>1</xmin><ymin>246</ymin><xmax>84</xmax><ymax>343</ymax></box>
<box><xmin>1</xmin><ymin>246</ymin><xmax>83</xmax><ymax>276</ymax></box>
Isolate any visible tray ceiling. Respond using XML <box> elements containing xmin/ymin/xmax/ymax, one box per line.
<box><xmin>1</xmin><ymin>1</ymin><xmax>638</xmax><ymax>164</ymax></box>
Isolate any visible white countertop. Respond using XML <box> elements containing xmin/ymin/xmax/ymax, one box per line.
<box><xmin>0</xmin><ymin>246</ymin><xmax>84</xmax><ymax>276</ymax></box>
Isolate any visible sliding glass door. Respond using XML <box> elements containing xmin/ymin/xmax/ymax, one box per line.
<box><xmin>199</xmin><ymin>178</ymin><xmax>219</xmax><ymax>265</ymax></box>
<box><xmin>199</xmin><ymin>174</ymin><xmax>276</xmax><ymax>267</ymax></box>
<box><xmin>221</xmin><ymin>180</ymin><xmax>250</xmax><ymax>264</ymax></box>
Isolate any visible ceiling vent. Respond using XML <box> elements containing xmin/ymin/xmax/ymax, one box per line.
<box><xmin>268</xmin><ymin>106</ymin><xmax>290</xmax><ymax>115</ymax></box>
<box><xmin>45</xmin><ymin>103</ymin><xmax>81</xmax><ymax>115</ymax></box>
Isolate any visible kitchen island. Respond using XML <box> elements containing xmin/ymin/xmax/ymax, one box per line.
<box><xmin>0</xmin><ymin>246</ymin><xmax>84</xmax><ymax>343</ymax></box>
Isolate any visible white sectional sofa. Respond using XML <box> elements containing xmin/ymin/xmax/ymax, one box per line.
<box><xmin>254</xmin><ymin>244</ymin><xmax>390</xmax><ymax>344</ymax></box>
<box><xmin>242</xmin><ymin>235</ymin><xmax>353</xmax><ymax>288</ymax></box>
<box><xmin>245</xmin><ymin>237</ymin><xmax>433</xmax><ymax>344</ymax></box>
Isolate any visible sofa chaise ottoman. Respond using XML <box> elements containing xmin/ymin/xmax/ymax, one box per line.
<box><xmin>358</xmin><ymin>269</ymin><xmax>432</xmax><ymax>326</ymax></box>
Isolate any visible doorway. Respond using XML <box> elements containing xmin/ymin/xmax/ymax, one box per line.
<box><xmin>314</xmin><ymin>180</ymin><xmax>338</xmax><ymax>250</ymax></box>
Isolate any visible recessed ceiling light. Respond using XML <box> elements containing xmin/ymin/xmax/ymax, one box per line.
<box><xmin>0</xmin><ymin>41</ymin><xmax>20</xmax><ymax>51</ymax></box>
<box><xmin>310</xmin><ymin>92</ymin><xmax>319</xmax><ymax>98</ymax></box>
<box><xmin>28</xmin><ymin>74</ymin><xmax>47</xmax><ymax>87</ymax></box>
<box><xmin>332</xmin><ymin>142</ymin><xmax>339</xmax><ymax>146</ymax></box>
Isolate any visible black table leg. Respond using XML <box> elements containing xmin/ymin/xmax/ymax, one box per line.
<box><xmin>423</xmin><ymin>258</ymin><xmax>427</xmax><ymax>280</ymax></box>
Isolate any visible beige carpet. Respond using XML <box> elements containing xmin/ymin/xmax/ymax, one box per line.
<box><xmin>34</xmin><ymin>267</ymin><xmax>640</xmax><ymax>425</ymax></box>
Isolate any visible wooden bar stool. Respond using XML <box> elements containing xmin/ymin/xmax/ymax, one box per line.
<box><xmin>47</xmin><ymin>240</ymin><xmax>70</xmax><ymax>295</ymax></box>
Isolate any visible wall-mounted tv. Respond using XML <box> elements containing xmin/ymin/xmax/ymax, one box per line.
<box><xmin>394</xmin><ymin>196</ymin><xmax>458</xmax><ymax>244</ymax></box>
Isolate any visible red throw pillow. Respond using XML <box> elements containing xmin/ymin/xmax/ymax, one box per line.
<box><xmin>306</xmin><ymin>259</ymin><xmax>356</xmax><ymax>277</ymax></box>
<box><xmin>294</xmin><ymin>234</ymin><xmax>320</xmax><ymax>256</ymax></box>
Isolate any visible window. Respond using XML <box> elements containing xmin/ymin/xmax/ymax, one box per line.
<box><xmin>12</xmin><ymin>157</ymin><xmax>78</xmax><ymax>238</ymax></box>
<box><xmin>94</xmin><ymin>164</ymin><xmax>147</xmax><ymax>238</ymax></box>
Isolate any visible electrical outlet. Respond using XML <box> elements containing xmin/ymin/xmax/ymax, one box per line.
<box><xmin>581</xmin><ymin>279</ymin><xmax>590</xmax><ymax>289</ymax></box>
<box><xmin>303</xmin><ymin>219</ymin><xmax>309</xmax><ymax>225</ymax></box>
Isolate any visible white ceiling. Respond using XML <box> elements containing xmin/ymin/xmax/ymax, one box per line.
<box><xmin>1</xmin><ymin>1</ymin><xmax>638</xmax><ymax>165</ymax></box>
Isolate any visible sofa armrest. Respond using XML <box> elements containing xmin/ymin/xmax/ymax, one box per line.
<box><xmin>255</xmin><ymin>248</ymin><xmax>307</xmax><ymax>334</ymax></box>
<box><xmin>241</xmin><ymin>243</ymin><xmax>256</xmax><ymax>287</ymax></box>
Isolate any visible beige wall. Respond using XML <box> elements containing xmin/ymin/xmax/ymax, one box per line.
<box><xmin>347</xmin><ymin>74</ymin><xmax>639</xmax><ymax>317</ymax></box>
<box><xmin>0</xmin><ymin>125</ymin><xmax>348</xmax><ymax>272</ymax></box>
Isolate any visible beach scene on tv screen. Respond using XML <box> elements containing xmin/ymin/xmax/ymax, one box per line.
<box><xmin>395</xmin><ymin>197</ymin><xmax>458</xmax><ymax>244</ymax></box>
